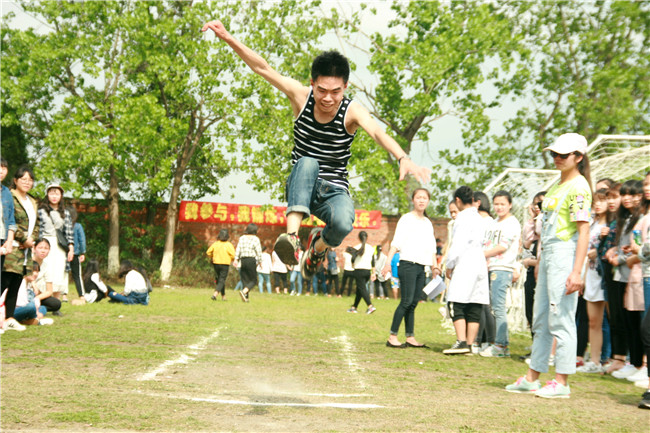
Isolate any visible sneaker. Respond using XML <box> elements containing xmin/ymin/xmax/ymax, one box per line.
<box><xmin>239</xmin><ymin>290</ymin><xmax>249</xmax><ymax>303</ymax></box>
<box><xmin>479</xmin><ymin>344</ymin><xmax>510</xmax><ymax>358</ymax></box>
<box><xmin>211</xmin><ymin>295</ymin><xmax>217</xmax><ymax>301</ymax></box>
<box><xmin>469</xmin><ymin>344</ymin><xmax>481</xmax><ymax>355</ymax></box>
<box><xmin>443</xmin><ymin>340</ymin><xmax>470</xmax><ymax>355</ymax></box>
<box><xmin>535</xmin><ymin>379</ymin><xmax>571</xmax><ymax>399</ymax></box>
<box><xmin>634</xmin><ymin>379</ymin><xmax>650</xmax><ymax>389</ymax></box>
<box><xmin>612</xmin><ymin>364</ymin><xmax>639</xmax><ymax>379</ymax></box>
<box><xmin>639</xmin><ymin>390</ymin><xmax>650</xmax><ymax>409</ymax></box>
<box><xmin>38</xmin><ymin>318</ymin><xmax>54</xmax><ymax>326</ymax></box>
<box><xmin>300</xmin><ymin>228</ymin><xmax>327</xmax><ymax>280</ymax></box>
<box><xmin>366</xmin><ymin>305</ymin><xmax>376</xmax><ymax>314</ymax></box>
<box><xmin>2</xmin><ymin>318</ymin><xmax>26</xmax><ymax>332</ymax></box>
<box><xmin>274</xmin><ymin>233</ymin><xmax>301</xmax><ymax>265</ymax></box>
<box><xmin>347</xmin><ymin>307</ymin><xmax>358</xmax><ymax>313</ymax></box>
<box><xmin>577</xmin><ymin>361</ymin><xmax>604</xmax><ymax>374</ymax></box>
<box><xmin>626</xmin><ymin>366</ymin><xmax>648</xmax><ymax>382</ymax></box>
<box><xmin>505</xmin><ymin>376</ymin><xmax>541</xmax><ymax>394</ymax></box>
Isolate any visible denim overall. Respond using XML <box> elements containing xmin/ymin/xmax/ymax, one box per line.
<box><xmin>529</xmin><ymin>188</ymin><xmax>580</xmax><ymax>375</ymax></box>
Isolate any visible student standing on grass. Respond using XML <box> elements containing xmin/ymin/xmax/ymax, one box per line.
<box><xmin>347</xmin><ymin>231</ymin><xmax>376</xmax><ymax>314</ymax></box>
<box><xmin>258</xmin><ymin>246</ymin><xmax>273</xmax><ymax>294</ymax></box>
<box><xmin>2</xmin><ymin>166</ymin><xmax>39</xmax><ymax>332</ymax></box>
<box><xmin>201</xmin><ymin>20</ymin><xmax>430</xmax><ymax>283</ymax></box>
<box><xmin>235</xmin><ymin>223</ymin><xmax>262</xmax><ymax>303</ymax></box>
<box><xmin>576</xmin><ymin>189</ymin><xmax>609</xmax><ymax>374</ymax></box>
<box><xmin>68</xmin><ymin>206</ymin><xmax>86</xmax><ymax>300</ymax></box>
<box><xmin>480</xmin><ymin>190</ymin><xmax>521</xmax><ymax>358</ymax></box>
<box><xmin>442</xmin><ymin>186</ymin><xmax>489</xmax><ymax>355</ymax></box>
<box><xmin>0</xmin><ymin>157</ymin><xmax>16</xmax><ymax>275</ymax></box>
<box><xmin>207</xmin><ymin>229</ymin><xmax>235</xmax><ymax>301</ymax></box>
<box><xmin>506</xmin><ymin>133</ymin><xmax>591</xmax><ymax>399</ymax></box>
<box><xmin>383</xmin><ymin>188</ymin><xmax>438</xmax><ymax>349</ymax></box>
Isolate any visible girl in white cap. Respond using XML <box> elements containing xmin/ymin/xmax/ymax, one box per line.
<box><xmin>506</xmin><ymin>133</ymin><xmax>592</xmax><ymax>398</ymax></box>
<box><xmin>37</xmin><ymin>183</ymin><xmax>74</xmax><ymax>305</ymax></box>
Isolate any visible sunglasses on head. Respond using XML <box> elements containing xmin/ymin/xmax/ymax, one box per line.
<box><xmin>549</xmin><ymin>151</ymin><xmax>577</xmax><ymax>159</ymax></box>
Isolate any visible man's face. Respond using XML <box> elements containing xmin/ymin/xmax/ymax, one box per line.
<box><xmin>310</xmin><ymin>76</ymin><xmax>347</xmax><ymax>115</ymax></box>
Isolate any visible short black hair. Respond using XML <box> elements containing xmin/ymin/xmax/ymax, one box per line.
<box><xmin>244</xmin><ymin>223</ymin><xmax>258</xmax><ymax>235</ymax></box>
<box><xmin>311</xmin><ymin>50</ymin><xmax>350</xmax><ymax>83</ymax></box>
<box><xmin>0</xmin><ymin>157</ymin><xmax>7</xmax><ymax>168</ymax></box>
<box><xmin>492</xmin><ymin>189</ymin><xmax>512</xmax><ymax>204</ymax></box>
<box><xmin>217</xmin><ymin>229</ymin><xmax>229</xmax><ymax>242</ymax></box>
<box><xmin>454</xmin><ymin>186</ymin><xmax>473</xmax><ymax>205</ymax></box>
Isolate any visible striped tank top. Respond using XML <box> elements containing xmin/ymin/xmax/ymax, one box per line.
<box><xmin>292</xmin><ymin>89</ymin><xmax>356</xmax><ymax>191</ymax></box>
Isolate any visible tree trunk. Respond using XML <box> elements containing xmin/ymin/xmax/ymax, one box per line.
<box><xmin>107</xmin><ymin>164</ymin><xmax>120</xmax><ymax>276</ymax></box>
<box><xmin>159</xmin><ymin>171</ymin><xmax>183</xmax><ymax>281</ymax></box>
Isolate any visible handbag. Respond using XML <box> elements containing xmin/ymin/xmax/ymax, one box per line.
<box><xmin>56</xmin><ymin>228</ymin><xmax>68</xmax><ymax>250</ymax></box>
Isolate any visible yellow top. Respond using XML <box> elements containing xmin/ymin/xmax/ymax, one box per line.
<box><xmin>206</xmin><ymin>240</ymin><xmax>235</xmax><ymax>265</ymax></box>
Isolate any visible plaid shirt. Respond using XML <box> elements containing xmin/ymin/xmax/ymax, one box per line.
<box><xmin>38</xmin><ymin>207</ymin><xmax>74</xmax><ymax>247</ymax></box>
<box><xmin>235</xmin><ymin>234</ymin><xmax>262</xmax><ymax>264</ymax></box>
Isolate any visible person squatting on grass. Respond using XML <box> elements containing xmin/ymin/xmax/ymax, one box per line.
<box><xmin>14</xmin><ymin>262</ymin><xmax>54</xmax><ymax>326</ymax></box>
<box><xmin>442</xmin><ymin>186</ymin><xmax>489</xmax><ymax>355</ymax></box>
<box><xmin>201</xmin><ymin>20</ymin><xmax>430</xmax><ymax>285</ymax></box>
<box><xmin>207</xmin><ymin>228</ymin><xmax>235</xmax><ymax>301</ymax></box>
<box><xmin>383</xmin><ymin>188</ymin><xmax>439</xmax><ymax>349</ymax></box>
<box><xmin>234</xmin><ymin>223</ymin><xmax>262</xmax><ymax>303</ymax></box>
<box><xmin>506</xmin><ymin>133</ymin><xmax>592</xmax><ymax>399</ymax></box>
<box><xmin>479</xmin><ymin>190</ymin><xmax>521</xmax><ymax>358</ymax></box>
<box><xmin>108</xmin><ymin>260</ymin><xmax>150</xmax><ymax>306</ymax></box>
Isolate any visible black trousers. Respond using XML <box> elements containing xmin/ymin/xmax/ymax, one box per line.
<box><xmin>609</xmin><ymin>281</ymin><xmax>629</xmax><ymax>357</ymax></box>
<box><xmin>352</xmin><ymin>269</ymin><xmax>371</xmax><ymax>308</ymax></box>
<box><xmin>576</xmin><ymin>295</ymin><xmax>589</xmax><ymax>357</ymax></box>
<box><xmin>71</xmin><ymin>255</ymin><xmax>85</xmax><ymax>296</ymax></box>
<box><xmin>341</xmin><ymin>270</ymin><xmax>355</xmax><ymax>296</ymax></box>
<box><xmin>641</xmin><ymin>310</ymin><xmax>650</xmax><ymax>377</ymax></box>
<box><xmin>328</xmin><ymin>273</ymin><xmax>340</xmax><ymax>294</ymax></box>
<box><xmin>41</xmin><ymin>296</ymin><xmax>62</xmax><ymax>313</ymax></box>
<box><xmin>212</xmin><ymin>264</ymin><xmax>230</xmax><ymax>296</ymax></box>
<box><xmin>1</xmin><ymin>271</ymin><xmax>23</xmax><ymax>319</ymax></box>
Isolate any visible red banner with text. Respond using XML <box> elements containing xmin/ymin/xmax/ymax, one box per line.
<box><xmin>179</xmin><ymin>201</ymin><xmax>381</xmax><ymax>230</ymax></box>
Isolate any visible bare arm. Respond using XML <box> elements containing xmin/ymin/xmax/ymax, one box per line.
<box><xmin>347</xmin><ymin>103</ymin><xmax>431</xmax><ymax>183</ymax></box>
<box><xmin>566</xmin><ymin>221</ymin><xmax>589</xmax><ymax>295</ymax></box>
<box><xmin>202</xmin><ymin>20</ymin><xmax>308</xmax><ymax>115</ymax></box>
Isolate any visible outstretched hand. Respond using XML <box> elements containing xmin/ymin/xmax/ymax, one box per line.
<box><xmin>201</xmin><ymin>20</ymin><xmax>229</xmax><ymax>40</ymax></box>
<box><xmin>398</xmin><ymin>159</ymin><xmax>431</xmax><ymax>184</ymax></box>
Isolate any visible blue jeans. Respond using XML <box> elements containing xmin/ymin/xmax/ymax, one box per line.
<box><xmin>286</xmin><ymin>157</ymin><xmax>355</xmax><ymax>247</ymax></box>
<box><xmin>489</xmin><ymin>270</ymin><xmax>512</xmax><ymax>347</ymax></box>
<box><xmin>312</xmin><ymin>270</ymin><xmax>327</xmax><ymax>295</ymax></box>
<box><xmin>108</xmin><ymin>291</ymin><xmax>149</xmax><ymax>305</ymax></box>
<box><xmin>530</xmin><ymin>241</ymin><xmax>579</xmax><ymax>375</ymax></box>
<box><xmin>258</xmin><ymin>273</ymin><xmax>271</xmax><ymax>293</ymax></box>
<box><xmin>290</xmin><ymin>270</ymin><xmax>303</xmax><ymax>294</ymax></box>
<box><xmin>601</xmin><ymin>308</ymin><xmax>612</xmax><ymax>363</ymax></box>
<box><xmin>643</xmin><ymin>277</ymin><xmax>650</xmax><ymax>316</ymax></box>
<box><xmin>13</xmin><ymin>303</ymin><xmax>47</xmax><ymax>322</ymax></box>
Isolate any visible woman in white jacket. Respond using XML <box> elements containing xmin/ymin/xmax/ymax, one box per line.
<box><xmin>443</xmin><ymin>186</ymin><xmax>490</xmax><ymax>354</ymax></box>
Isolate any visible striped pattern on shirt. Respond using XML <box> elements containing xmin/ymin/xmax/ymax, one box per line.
<box><xmin>292</xmin><ymin>89</ymin><xmax>356</xmax><ymax>191</ymax></box>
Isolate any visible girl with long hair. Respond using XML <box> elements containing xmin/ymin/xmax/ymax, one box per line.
<box><xmin>1</xmin><ymin>166</ymin><xmax>39</xmax><ymax>331</ymax></box>
<box><xmin>37</xmin><ymin>184</ymin><xmax>74</xmax><ymax>301</ymax></box>
<box><xmin>82</xmin><ymin>259</ymin><xmax>111</xmax><ymax>303</ymax></box>
<box><xmin>347</xmin><ymin>231</ymin><xmax>375</xmax><ymax>314</ymax></box>
<box><xmin>577</xmin><ymin>188</ymin><xmax>609</xmax><ymax>373</ymax></box>
<box><xmin>605</xmin><ymin>180</ymin><xmax>645</xmax><ymax>380</ymax></box>
<box><xmin>384</xmin><ymin>188</ymin><xmax>438</xmax><ymax>348</ymax></box>
<box><xmin>506</xmin><ymin>133</ymin><xmax>592</xmax><ymax>398</ymax></box>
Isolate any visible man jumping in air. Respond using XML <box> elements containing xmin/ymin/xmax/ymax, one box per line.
<box><xmin>202</xmin><ymin>20</ymin><xmax>431</xmax><ymax>280</ymax></box>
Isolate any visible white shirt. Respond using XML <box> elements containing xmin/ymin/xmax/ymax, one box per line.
<box><xmin>484</xmin><ymin>215</ymin><xmax>521</xmax><ymax>271</ymax></box>
<box><xmin>446</xmin><ymin>207</ymin><xmax>489</xmax><ymax>304</ymax></box>
<box><xmin>343</xmin><ymin>251</ymin><xmax>354</xmax><ymax>272</ymax></box>
<box><xmin>124</xmin><ymin>270</ymin><xmax>147</xmax><ymax>295</ymax></box>
<box><xmin>90</xmin><ymin>273</ymin><xmax>108</xmax><ymax>293</ymax></box>
<box><xmin>258</xmin><ymin>252</ymin><xmax>272</xmax><ymax>274</ymax></box>
<box><xmin>353</xmin><ymin>243</ymin><xmax>374</xmax><ymax>270</ymax></box>
<box><xmin>271</xmin><ymin>251</ymin><xmax>288</xmax><ymax>273</ymax></box>
<box><xmin>390</xmin><ymin>212</ymin><xmax>435</xmax><ymax>266</ymax></box>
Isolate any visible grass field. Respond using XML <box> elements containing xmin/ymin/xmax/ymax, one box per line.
<box><xmin>1</xmin><ymin>285</ymin><xmax>648</xmax><ymax>432</ymax></box>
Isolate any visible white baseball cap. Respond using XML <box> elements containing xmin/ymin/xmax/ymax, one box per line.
<box><xmin>46</xmin><ymin>183</ymin><xmax>64</xmax><ymax>193</ymax></box>
<box><xmin>543</xmin><ymin>133</ymin><xmax>588</xmax><ymax>155</ymax></box>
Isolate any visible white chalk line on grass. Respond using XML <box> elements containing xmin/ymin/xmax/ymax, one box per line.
<box><xmin>138</xmin><ymin>391</ymin><xmax>383</xmax><ymax>409</ymax></box>
<box><xmin>330</xmin><ymin>332</ymin><xmax>366</xmax><ymax>389</ymax></box>
<box><xmin>137</xmin><ymin>328</ymin><xmax>223</xmax><ymax>381</ymax></box>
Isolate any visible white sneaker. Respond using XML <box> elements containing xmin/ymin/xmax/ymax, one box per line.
<box><xmin>38</xmin><ymin>318</ymin><xmax>54</xmax><ymax>326</ymax></box>
<box><xmin>612</xmin><ymin>364</ymin><xmax>639</xmax><ymax>379</ymax></box>
<box><xmin>2</xmin><ymin>318</ymin><xmax>26</xmax><ymax>331</ymax></box>
<box><xmin>626</xmin><ymin>366</ymin><xmax>648</xmax><ymax>382</ymax></box>
<box><xmin>634</xmin><ymin>378</ymin><xmax>650</xmax><ymax>389</ymax></box>
<box><xmin>577</xmin><ymin>361</ymin><xmax>603</xmax><ymax>374</ymax></box>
